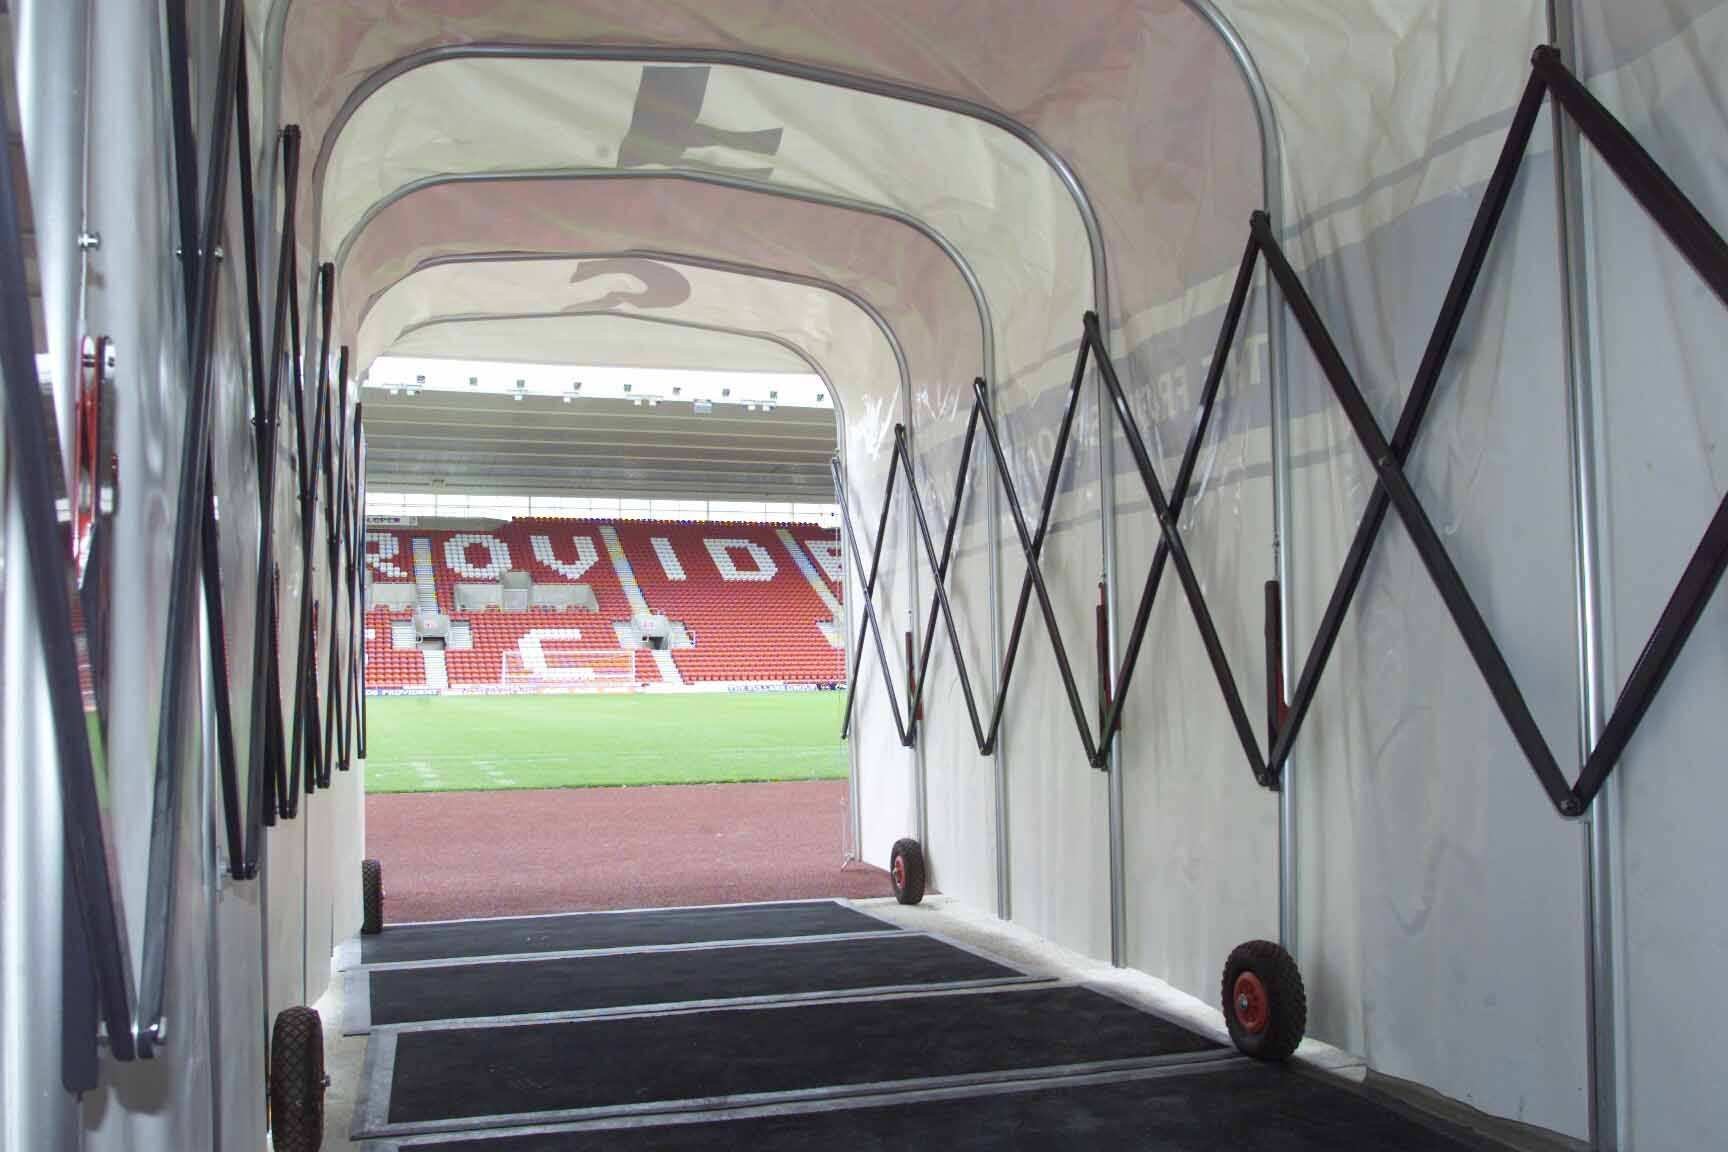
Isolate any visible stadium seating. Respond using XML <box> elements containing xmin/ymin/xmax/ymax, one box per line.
<box><xmin>365</xmin><ymin>519</ymin><xmax>843</xmax><ymax>691</ymax></box>
<box><xmin>363</xmin><ymin>608</ymin><xmax>426</xmax><ymax>689</ymax></box>
<box><xmin>791</xmin><ymin>522</ymin><xmax>844</xmax><ymax>594</ymax></box>
<box><xmin>615</xmin><ymin>521</ymin><xmax>843</xmax><ymax>686</ymax></box>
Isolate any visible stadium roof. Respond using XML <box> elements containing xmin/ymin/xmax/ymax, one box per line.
<box><xmin>362</xmin><ymin>384</ymin><xmax>839</xmax><ymax>502</ymax></box>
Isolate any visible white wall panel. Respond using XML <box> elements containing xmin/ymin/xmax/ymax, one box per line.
<box><xmin>1578</xmin><ymin>5</ymin><xmax>1728</xmax><ymax>1146</ymax></box>
<box><xmin>910</xmin><ymin>353</ymin><xmax>996</xmax><ymax>910</ymax></box>
<box><xmin>1282</xmin><ymin>140</ymin><xmax>1589</xmax><ymax>1138</ymax></box>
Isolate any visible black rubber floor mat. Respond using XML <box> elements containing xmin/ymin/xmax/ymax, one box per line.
<box><xmin>396</xmin><ymin>1064</ymin><xmax>1501</xmax><ymax>1151</ymax></box>
<box><xmin>360</xmin><ymin>932</ymin><xmax>1028</xmax><ymax>1029</ymax></box>
<box><xmin>359</xmin><ymin>901</ymin><xmax>893</xmax><ymax>965</ymax></box>
<box><xmin>363</xmin><ymin>985</ymin><xmax>1223</xmax><ymax>1136</ymax></box>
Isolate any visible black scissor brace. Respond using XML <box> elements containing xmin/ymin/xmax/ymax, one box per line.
<box><xmin>838</xmin><ymin>46</ymin><xmax>1728</xmax><ymax>821</ymax></box>
<box><xmin>1255</xmin><ymin>45</ymin><xmax>1728</xmax><ymax>817</ymax></box>
<box><xmin>837</xmin><ymin>243</ymin><xmax>1263</xmax><ymax>780</ymax></box>
<box><xmin>139</xmin><ymin>0</ymin><xmax>249</xmax><ymax>1059</ymax></box>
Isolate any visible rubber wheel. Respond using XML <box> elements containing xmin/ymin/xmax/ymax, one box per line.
<box><xmin>270</xmin><ymin>1006</ymin><xmax>326</xmax><ymax>1152</ymax></box>
<box><xmin>1220</xmin><ymin>939</ymin><xmax>1306</xmax><ymax>1061</ymax></box>
<box><xmin>889</xmin><ymin>838</ymin><xmax>927</xmax><ymax>905</ymax></box>
<box><xmin>361</xmin><ymin>858</ymin><xmax>383</xmax><ymax>936</ymax></box>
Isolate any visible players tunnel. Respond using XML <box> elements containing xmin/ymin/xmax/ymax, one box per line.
<box><xmin>5</xmin><ymin>2</ymin><xmax>1728</xmax><ymax>1149</ymax></box>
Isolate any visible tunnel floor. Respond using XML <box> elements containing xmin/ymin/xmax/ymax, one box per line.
<box><xmin>343</xmin><ymin>899</ymin><xmax>1513</xmax><ymax>1150</ymax></box>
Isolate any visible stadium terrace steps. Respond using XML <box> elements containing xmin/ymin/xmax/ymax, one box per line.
<box><xmin>651</xmin><ymin>649</ymin><xmax>681</xmax><ymax>682</ymax></box>
<box><xmin>776</xmin><ymin>526</ymin><xmax>843</xmax><ymax>622</ymax></box>
<box><xmin>411</xmin><ymin>537</ymin><xmax>440</xmax><ymax>615</ymax></box>
<box><xmin>422</xmin><ymin>647</ymin><xmax>449</xmax><ymax>691</ymax></box>
<box><xmin>597</xmin><ymin>524</ymin><xmax>654</xmax><ymax>616</ymax></box>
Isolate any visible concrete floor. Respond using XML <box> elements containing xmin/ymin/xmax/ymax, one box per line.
<box><xmin>316</xmin><ymin>973</ymin><xmax>368</xmax><ymax>1152</ymax></box>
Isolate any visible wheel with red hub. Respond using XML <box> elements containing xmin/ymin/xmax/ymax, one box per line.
<box><xmin>889</xmin><ymin>838</ymin><xmax>926</xmax><ymax>905</ymax></box>
<box><xmin>1220</xmin><ymin>939</ymin><xmax>1306</xmax><ymax>1061</ymax></box>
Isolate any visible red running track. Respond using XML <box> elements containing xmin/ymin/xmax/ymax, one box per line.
<box><xmin>366</xmin><ymin>779</ymin><xmax>893</xmax><ymax>923</ymax></box>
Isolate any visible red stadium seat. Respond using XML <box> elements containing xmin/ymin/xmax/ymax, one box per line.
<box><xmin>365</xmin><ymin>518</ymin><xmax>844</xmax><ymax>690</ymax></box>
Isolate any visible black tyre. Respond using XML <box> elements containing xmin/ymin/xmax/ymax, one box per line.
<box><xmin>270</xmin><ymin>1006</ymin><xmax>326</xmax><ymax>1152</ymax></box>
<box><xmin>1220</xmin><ymin>939</ymin><xmax>1306</xmax><ymax>1061</ymax></box>
<box><xmin>889</xmin><ymin>838</ymin><xmax>927</xmax><ymax>905</ymax></box>
<box><xmin>361</xmin><ymin>858</ymin><xmax>383</xmax><ymax>936</ymax></box>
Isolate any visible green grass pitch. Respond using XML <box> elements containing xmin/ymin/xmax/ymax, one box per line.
<box><xmin>363</xmin><ymin>692</ymin><xmax>850</xmax><ymax>793</ymax></box>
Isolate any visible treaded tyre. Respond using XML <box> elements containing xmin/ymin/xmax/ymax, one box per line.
<box><xmin>1221</xmin><ymin>939</ymin><xmax>1306</xmax><ymax>1061</ymax></box>
<box><xmin>361</xmin><ymin>858</ymin><xmax>383</xmax><ymax>936</ymax></box>
<box><xmin>889</xmin><ymin>838</ymin><xmax>927</xmax><ymax>905</ymax></box>
<box><xmin>270</xmin><ymin>1006</ymin><xmax>326</xmax><ymax>1152</ymax></box>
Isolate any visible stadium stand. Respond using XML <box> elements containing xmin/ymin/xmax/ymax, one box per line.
<box><xmin>362</xmin><ymin>608</ymin><xmax>426</xmax><ymax>689</ymax></box>
<box><xmin>615</xmin><ymin>521</ymin><xmax>844</xmax><ymax>686</ymax></box>
<box><xmin>364</xmin><ymin>519</ymin><xmax>843</xmax><ymax>692</ymax></box>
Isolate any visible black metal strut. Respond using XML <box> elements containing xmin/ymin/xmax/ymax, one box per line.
<box><xmin>216</xmin><ymin>17</ymin><xmax>295</xmax><ymax>880</ymax></box>
<box><xmin>355</xmin><ymin>405</ymin><xmax>369</xmax><ymax>758</ymax></box>
<box><xmin>321</xmin><ymin>346</ymin><xmax>351</xmax><ymax>786</ymax></box>
<box><xmin>290</xmin><ymin>263</ymin><xmax>335</xmax><ymax>802</ymax></box>
<box><xmin>839</xmin><ymin>45</ymin><xmax>1728</xmax><ymax>822</ymax></box>
<box><xmin>139</xmin><ymin>0</ymin><xmax>247</xmax><ymax>1059</ymax></box>
<box><xmin>342</xmin><ymin>403</ymin><xmax>364</xmax><ymax>768</ymax></box>
<box><xmin>281</xmin><ymin>241</ymin><xmax>309</xmax><ymax>814</ymax></box>
<box><xmin>250</xmin><ymin>124</ymin><xmax>302</xmax><ymax>829</ymax></box>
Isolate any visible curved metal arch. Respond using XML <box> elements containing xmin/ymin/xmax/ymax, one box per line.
<box><xmin>355</xmin><ymin>248</ymin><xmax>912</xmax><ymax>418</ymax></box>
<box><xmin>259</xmin><ymin>5</ymin><xmax>1294</xmax><ymax>362</ymax></box>
<box><xmin>309</xmin><ymin>41</ymin><xmax>1105</xmax><ymax>333</ymax></box>
<box><xmin>263</xmin><ymin>7</ymin><xmax>1298</xmax><ymax>346</ymax></box>
<box><xmin>332</xmin><ymin>167</ymin><xmax>992</xmax><ymax>390</ymax></box>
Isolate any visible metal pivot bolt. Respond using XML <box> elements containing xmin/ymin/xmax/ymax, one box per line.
<box><xmin>77</xmin><ymin>230</ymin><xmax>101</xmax><ymax>251</ymax></box>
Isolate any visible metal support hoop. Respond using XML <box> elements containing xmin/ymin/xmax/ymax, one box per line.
<box><xmin>352</xmin><ymin>248</ymin><xmax>914</xmax><ymax>409</ymax></box>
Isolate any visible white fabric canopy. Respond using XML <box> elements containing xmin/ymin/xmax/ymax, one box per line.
<box><xmin>338</xmin><ymin>175</ymin><xmax>984</xmax><ymax>410</ymax></box>
<box><xmin>356</xmin><ymin>255</ymin><xmax>896</xmax><ymax>419</ymax></box>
